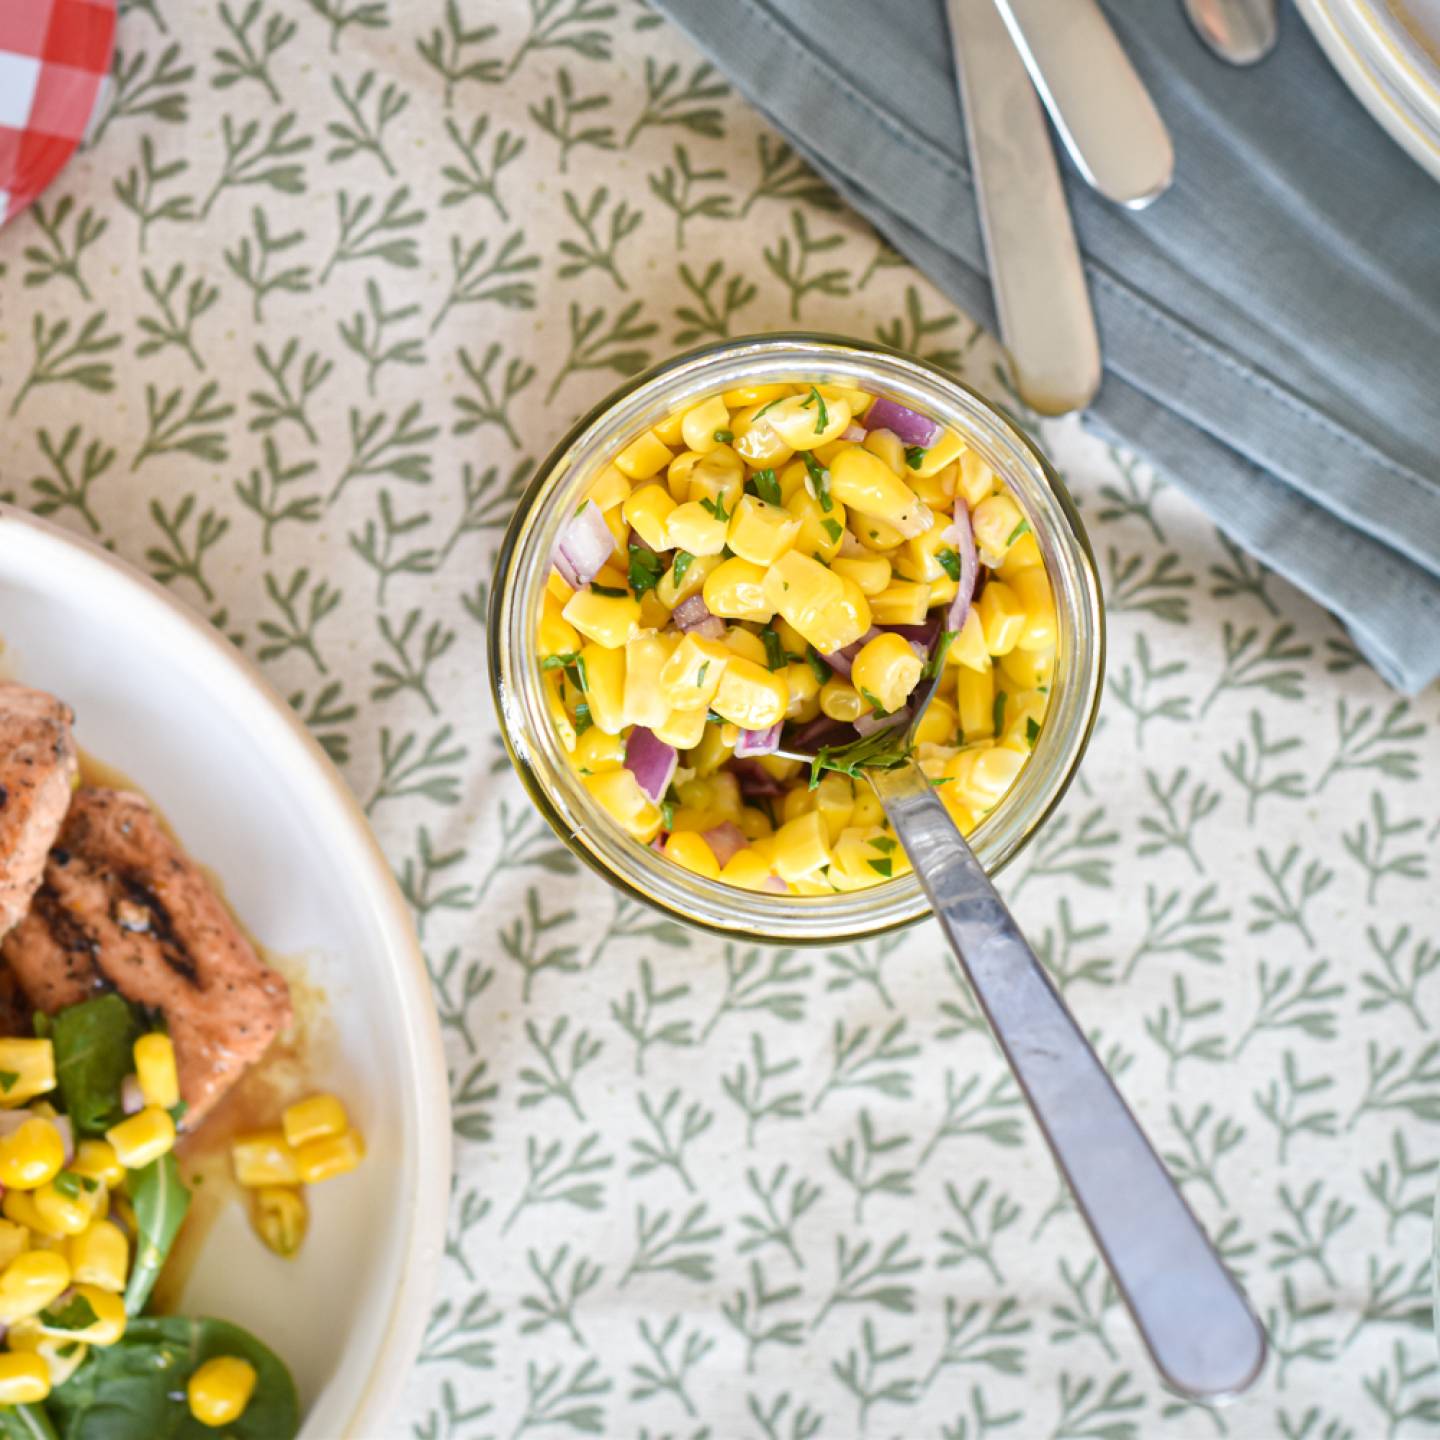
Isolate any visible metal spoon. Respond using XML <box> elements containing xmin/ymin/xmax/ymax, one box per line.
<box><xmin>1182</xmin><ymin>0</ymin><xmax>1279</xmax><ymax>66</ymax></box>
<box><xmin>772</xmin><ymin>659</ymin><xmax>1267</xmax><ymax>1399</ymax></box>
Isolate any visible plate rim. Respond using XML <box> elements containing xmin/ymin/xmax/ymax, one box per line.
<box><xmin>0</xmin><ymin>503</ymin><xmax>451</xmax><ymax>1438</ymax></box>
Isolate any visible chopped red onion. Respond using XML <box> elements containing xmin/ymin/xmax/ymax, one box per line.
<box><xmin>0</xmin><ymin>1113</ymin><xmax>30</xmax><ymax>1140</ymax></box>
<box><xmin>787</xmin><ymin>714</ymin><xmax>856</xmax><ymax>752</ymax></box>
<box><xmin>730</xmin><ymin>759</ymin><xmax>784</xmax><ymax>797</ymax></box>
<box><xmin>823</xmin><ymin>626</ymin><xmax>883</xmax><ymax>680</ymax></box>
<box><xmin>863</xmin><ymin>398</ymin><xmax>942</xmax><ymax>449</ymax></box>
<box><xmin>907</xmin><ymin>639</ymin><xmax>930</xmax><ymax>664</ymax></box>
<box><xmin>122</xmin><ymin>1074</ymin><xmax>144</xmax><ymax>1115</ymax></box>
<box><xmin>947</xmin><ymin>500</ymin><xmax>980</xmax><ymax>633</ymax></box>
<box><xmin>763</xmin><ymin>874</ymin><xmax>788</xmax><ymax>894</ymax></box>
<box><xmin>734</xmin><ymin>722</ymin><xmax>782</xmax><ymax>757</ymax></box>
<box><xmin>855</xmin><ymin>706</ymin><xmax>909</xmax><ymax>738</ymax></box>
<box><xmin>625</xmin><ymin>727</ymin><xmax>678</xmax><ymax>806</ymax></box>
<box><xmin>702</xmin><ymin>822</ymin><xmax>746</xmax><ymax>867</ymax></box>
<box><xmin>552</xmin><ymin>500</ymin><xmax>614</xmax><ymax>590</ymax></box>
<box><xmin>672</xmin><ymin>595</ymin><xmax>714</xmax><ymax>631</ymax></box>
<box><xmin>840</xmin><ymin>422</ymin><xmax>867</xmax><ymax>442</ymax></box>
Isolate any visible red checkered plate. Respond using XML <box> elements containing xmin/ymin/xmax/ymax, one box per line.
<box><xmin>0</xmin><ymin>0</ymin><xmax>116</xmax><ymax>226</ymax></box>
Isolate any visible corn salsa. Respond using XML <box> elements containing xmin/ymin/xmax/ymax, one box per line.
<box><xmin>541</xmin><ymin>381</ymin><xmax>1058</xmax><ymax>894</ymax></box>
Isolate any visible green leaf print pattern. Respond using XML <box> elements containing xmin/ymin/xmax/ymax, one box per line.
<box><xmin>1</xmin><ymin>3</ymin><xmax>1435</xmax><ymax>1435</ymax></box>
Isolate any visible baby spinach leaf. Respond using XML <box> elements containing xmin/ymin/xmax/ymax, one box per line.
<box><xmin>0</xmin><ymin>1405</ymin><xmax>59</xmax><ymax>1440</ymax></box>
<box><xmin>124</xmin><ymin>1153</ymin><xmax>191</xmax><ymax>1317</ymax></box>
<box><xmin>46</xmin><ymin>1316</ymin><xmax>299</xmax><ymax>1440</ymax></box>
<box><xmin>50</xmin><ymin>995</ymin><xmax>142</xmax><ymax>1138</ymax></box>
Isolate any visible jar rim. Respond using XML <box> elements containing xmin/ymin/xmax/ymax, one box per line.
<box><xmin>489</xmin><ymin>333</ymin><xmax>1105</xmax><ymax>943</ymax></box>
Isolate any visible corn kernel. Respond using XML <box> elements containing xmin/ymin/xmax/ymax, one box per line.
<box><xmin>538</xmin><ymin>592</ymin><xmax>580</xmax><ymax>661</ymax></box>
<box><xmin>659</xmin><ymin>634</ymin><xmax>730</xmax><ymax>712</ymax></box>
<box><xmin>832</xmin><ymin>827</ymin><xmax>909</xmax><ymax>885</ymax></box>
<box><xmin>721</xmin><ymin>627</ymin><xmax>766</xmax><ymax>668</ymax></box>
<box><xmin>665</xmin><ymin>500</ymin><xmax>729</xmax><ymax>557</ymax></box>
<box><xmin>911</xmin><ymin>460</ymin><xmax>958</xmax><ymax>509</ymax></box>
<box><xmin>701</xmin><ymin>557</ymin><xmax>772</xmax><ymax>623</ymax></box>
<box><xmin>830</xmin><ymin>553</ymin><xmax>891</xmax><ymax>595</ymax></box>
<box><xmin>663</xmin><ymin>831</ymin><xmax>720</xmax><ymax>879</ymax></box>
<box><xmin>546</xmin><ymin>570</ymin><xmax>575</xmax><ymax>605</ymax></box>
<box><xmin>579</xmin><ymin>642</ymin><xmax>626</xmax><ymax>735</ymax></box>
<box><xmin>862</xmin><ymin>426</ymin><xmax>907</xmax><ymax>475</ymax></box>
<box><xmin>613</xmin><ymin>430</ymin><xmax>673</xmax><ymax>480</ymax></box>
<box><xmin>915</xmin><ymin>698</ymin><xmax>959</xmax><ymax>747</ymax></box>
<box><xmin>67</xmin><ymin>1220</ymin><xmax>128</xmax><ymax>1292</ymax></box>
<box><xmin>230</xmin><ymin>1129</ymin><xmax>300</xmax><ymax>1189</ymax></box>
<box><xmin>0</xmin><ymin>1251</ymin><xmax>70</xmax><ymax>1322</ymax></box>
<box><xmin>656</xmin><ymin>551</ymin><xmax>720</xmax><ymax>609</ymax></box>
<box><xmin>784</xmin><ymin>486</ymin><xmax>848</xmax><ymax>563</ymax></box>
<box><xmin>772</xmin><ymin>810</ymin><xmax>832</xmax><ymax>881</ymax></box>
<box><xmin>727</xmin><ymin>494</ymin><xmax>801</xmax><ymax>566</ymax></box>
<box><xmin>829</xmin><ymin>447</ymin><xmax>931</xmax><ymax>535</ymax></box>
<box><xmin>971</xmin><ymin>493</ymin><xmax>1027</xmax><ymax>557</ymax></box>
<box><xmin>868</xmin><ymin>580</ymin><xmax>931</xmax><ymax>626</ymax></box>
<box><xmin>586</xmin><ymin>463</ymin><xmax>631</xmax><ymax>513</ymax></box>
<box><xmin>33</xmin><ymin>1176</ymin><xmax>103</xmax><ymax>1238</ymax></box>
<box><xmin>652</xmin><ymin>408</ymin><xmax>687</xmax><ymax>447</ymax></box>
<box><xmin>958</xmin><ymin>662</ymin><xmax>996</xmax><ymax>741</ymax></box>
<box><xmin>976</xmin><ymin>581</ymin><xmax>1025</xmax><ymax>655</ymax></box>
<box><xmin>133</xmin><ymin>1033</ymin><xmax>180</xmax><ymax>1112</ymax></box>
<box><xmin>294</xmin><ymin>1128</ymin><xmax>365</xmax><ymax>1184</ymax></box>
<box><xmin>665</xmin><ymin>449</ymin><xmax>703</xmax><ymax>502</ymax></box>
<box><xmin>254</xmin><ymin>1186</ymin><xmax>308</xmax><ymax>1258</ymax></box>
<box><xmin>956</xmin><ymin>449</ymin><xmax>997</xmax><ymax>507</ymax></box>
<box><xmin>0</xmin><ymin>1352</ymin><xmax>49</xmax><ymax>1404</ymax></box>
<box><xmin>680</xmin><ymin>394</ymin><xmax>731</xmax><ymax>454</ymax></box>
<box><xmin>0</xmin><ymin>1222</ymin><xmax>27</xmax><ymax>1271</ymax></box>
<box><xmin>1001</xmin><ymin>689</ymin><xmax>1048</xmax><ymax>754</ymax></box>
<box><xmin>820</xmin><ymin>677</ymin><xmax>863</xmax><ymax>722</ymax></box>
<box><xmin>723</xmin><ymin>383</ymin><xmax>792</xmax><ymax>409</ymax></box>
<box><xmin>189</xmin><ymin>1355</ymin><xmax>258</xmax><ymax>1428</ymax></box>
<box><xmin>572</xmin><ymin>725</ymin><xmax>627</xmax><ymax>775</ymax></box>
<box><xmin>653</xmin><ymin>706</ymin><xmax>708</xmax><ymax>751</ymax></box>
<box><xmin>814</xmin><ymin>772</ymin><xmax>856</xmax><ymax>844</ymax></box>
<box><xmin>2</xmin><ymin>1192</ymin><xmax>65</xmax><ymax>1242</ymax></box>
<box><xmin>893</xmin><ymin>511</ymin><xmax>960</xmax><ymax>585</ymax></box>
<box><xmin>1008</xmin><ymin>566</ymin><xmax>1057</xmax><ymax>652</ymax></box>
<box><xmin>710</xmin><ymin>657</ymin><xmax>790</xmax><ymax>730</ymax></box>
<box><xmin>910</xmin><ymin>427</ymin><xmax>966</xmax><ymax>478</ymax></box>
<box><xmin>966</xmin><ymin>746</ymin><xmax>1027</xmax><ymax>809</ymax></box>
<box><xmin>622</xmin><ymin>484</ymin><xmax>676</xmax><ymax>551</ymax></box>
<box><xmin>7</xmin><ymin>1320</ymin><xmax>86</xmax><ymax>1387</ymax></box>
<box><xmin>807</xmin><ymin>578</ymin><xmax>872</xmax><ymax>657</ymax></box>
<box><xmin>783</xmin><ymin>660</ymin><xmax>820</xmax><ymax>719</ymax></box>
<box><xmin>719</xmin><ymin>849</ymin><xmax>773</xmax><ymax>891</ymax></box>
<box><xmin>952</xmin><ymin>608</ymin><xmax>990</xmax><ymax>671</ymax></box>
<box><xmin>997</xmin><ymin>528</ymin><xmax>1043</xmax><ymax>577</ymax></box>
<box><xmin>0</xmin><ymin>1040</ymin><xmax>55</xmax><ymax>1107</ymax></box>
<box><xmin>780</xmin><ymin>785</ymin><xmax>815</xmax><ymax>824</ymax></box>
<box><xmin>584</xmin><ymin>769</ymin><xmax>662</xmax><ymax>842</ymax></box>
<box><xmin>851</xmin><ymin>633</ymin><xmax>924</xmax><ymax>715</ymax></box>
<box><xmin>562</xmin><ymin>587</ymin><xmax>642</xmax><ymax>650</ymax></box>
<box><xmin>1000</xmin><ymin>644</ymin><xmax>1054</xmax><ymax>692</ymax></box>
<box><xmin>544</xmin><ymin>672</ymin><xmax>577</xmax><ymax>753</ymax></box>
<box><xmin>0</xmin><ymin>1119</ymin><xmax>65</xmax><ymax>1190</ymax></box>
<box><xmin>765</xmin><ymin>390</ymin><xmax>852</xmax><ymax>449</ymax></box>
<box><xmin>761</xmin><ymin>552</ymin><xmax>843</xmax><ymax>649</ymax></box>
<box><xmin>278</xmin><ymin>1093</ymin><xmax>347</xmax><ymax>1151</ymax></box>
<box><xmin>732</xmin><ymin>407</ymin><xmax>794</xmax><ymax>469</ymax></box>
<box><xmin>621</xmin><ymin>632</ymin><xmax>676</xmax><ymax>731</ymax></box>
<box><xmin>685</xmin><ymin>447</ymin><xmax>745</xmax><ymax>510</ymax></box>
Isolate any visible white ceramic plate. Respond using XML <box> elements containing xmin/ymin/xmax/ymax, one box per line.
<box><xmin>0</xmin><ymin>506</ymin><xmax>449</xmax><ymax>1437</ymax></box>
<box><xmin>1296</xmin><ymin>0</ymin><xmax>1440</xmax><ymax>181</ymax></box>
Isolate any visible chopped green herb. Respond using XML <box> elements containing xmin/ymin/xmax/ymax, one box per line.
<box><xmin>799</xmin><ymin>385</ymin><xmax>830</xmax><ymax>435</ymax></box>
<box><xmin>1037</xmin><ymin>684</ymin><xmax>1049</xmax><ymax>694</ymax></box>
<box><xmin>869</xmin><ymin>836</ymin><xmax>898</xmax><ymax>855</ymax></box>
<box><xmin>1025</xmin><ymin>716</ymin><xmax>1041</xmax><ymax>748</ymax></box>
<box><xmin>761</xmin><ymin>628</ymin><xmax>786</xmax><ymax>672</ymax></box>
<box><xmin>573</xmin><ymin>498</ymin><xmax>590</xmax><ymax>517</ymax></box>
<box><xmin>992</xmin><ymin>690</ymin><xmax>1008</xmax><ymax>736</ymax></box>
<box><xmin>540</xmin><ymin>651</ymin><xmax>581</xmax><ymax>671</ymax></box>
<box><xmin>589</xmin><ymin>583</ymin><xmax>628</xmax><ymax>598</ymax></box>
<box><xmin>52</xmin><ymin>1170</ymin><xmax>83</xmax><ymax>1199</ymax></box>
<box><xmin>752</xmin><ymin>395</ymin><xmax>785</xmax><ymax>421</ymax></box>
<box><xmin>671</xmin><ymin>551</ymin><xmax>694</xmax><ymax>589</ymax></box>
<box><xmin>904</xmin><ymin>445</ymin><xmax>927</xmax><ymax>470</ymax></box>
<box><xmin>698</xmin><ymin>493</ymin><xmax>730</xmax><ymax>523</ymax></box>
<box><xmin>660</xmin><ymin>799</ymin><xmax>675</xmax><ymax>830</ymax></box>
<box><xmin>807</xmin><ymin>723</ymin><xmax>914</xmax><ymax>789</ymax></box>
<box><xmin>924</xmin><ymin>629</ymin><xmax>957</xmax><ymax>679</ymax></box>
<box><xmin>696</xmin><ymin>662</ymin><xmax>710</xmax><ymax>685</ymax></box>
<box><xmin>573</xmin><ymin>655</ymin><xmax>589</xmax><ymax>693</ymax></box>
<box><xmin>751</xmin><ymin>468</ymin><xmax>782</xmax><ymax>505</ymax></box>
<box><xmin>56</xmin><ymin>1342</ymin><xmax>79</xmax><ymax>1359</ymax></box>
<box><xmin>0</xmin><ymin>1070</ymin><xmax>18</xmax><ymax>1094</ymax></box>
<box><xmin>821</xmin><ymin>518</ymin><xmax>843</xmax><ymax>544</ymax></box>
<box><xmin>627</xmin><ymin>543</ymin><xmax>664</xmax><ymax>599</ymax></box>
<box><xmin>860</xmin><ymin>688</ymin><xmax>888</xmax><ymax>718</ymax></box>
<box><xmin>929</xmin><ymin>775</ymin><xmax>955</xmax><ymax>787</ymax></box>
<box><xmin>573</xmin><ymin>703</ymin><xmax>593</xmax><ymax>737</ymax></box>
<box><xmin>1006</xmin><ymin>518</ymin><xmax>1032</xmax><ymax>546</ymax></box>
<box><xmin>867</xmin><ymin>858</ymin><xmax>894</xmax><ymax>878</ymax></box>
<box><xmin>705</xmin><ymin>709</ymin><xmax>724</xmax><ymax>725</ymax></box>
<box><xmin>40</xmin><ymin>1293</ymin><xmax>100</xmax><ymax>1333</ymax></box>
<box><xmin>713</xmin><ymin>429</ymin><xmax>734</xmax><ymax>444</ymax></box>
<box><xmin>936</xmin><ymin>547</ymin><xmax>961</xmax><ymax>582</ymax></box>
<box><xmin>805</xmin><ymin>646</ymin><xmax>832</xmax><ymax>686</ymax></box>
<box><xmin>800</xmin><ymin>451</ymin><xmax>834</xmax><ymax>512</ymax></box>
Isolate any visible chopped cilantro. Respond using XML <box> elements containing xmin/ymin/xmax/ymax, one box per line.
<box><xmin>800</xmin><ymin>452</ymin><xmax>833</xmax><ymax>512</ymax></box>
<box><xmin>671</xmin><ymin>551</ymin><xmax>694</xmax><ymax>589</ymax></box>
<box><xmin>1025</xmin><ymin>716</ymin><xmax>1041</xmax><ymax>748</ymax></box>
<box><xmin>541</xmin><ymin>651</ymin><xmax>581</xmax><ymax>671</ymax></box>
<box><xmin>761</xmin><ymin>628</ymin><xmax>786</xmax><ymax>672</ymax></box>
<box><xmin>904</xmin><ymin>445</ymin><xmax>927</xmax><ymax>470</ymax></box>
<box><xmin>867</xmin><ymin>857</ymin><xmax>894</xmax><ymax>878</ymax></box>
<box><xmin>992</xmin><ymin>690</ymin><xmax>1008</xmax><ymax>736</ymax></box>
<box><xmin>713</xmin><ymin>429</ymin><xmax>734</xmax><ymax>443</ymax></box>
<box><xmin>924</xmin><ymin>629</ymin><xmax>957</xmax><ymax>679</ymax></box>
<box><xmin>1038</xmin><ymin>684</ymin><xmax>1049</xmax><ymax>694</ymax></box>
<box><xmin>699</xmin><ymin>494</ymin><xmax>730</xmax><ymax>523</ymax></box>
<box><xmin>573</xmin><ymin>703</ymin><xmax>593</xmax><ymax>736</ymax></box>
<box><xmin>929</xmin><ymin>775</ymin><xmax>955</xmax><ymax>787</ymax></box>
<box><xmin>752</xmin><ymin>395</ymin><xmax>785</xmax><ymax>421</ymax></box>
<box><xmin>573</xmin><ymin>655</ymin><xmax>589</xmax><ymax>693</ymax></box>
<box><xmin>589</xmin><ymin>583</ymin><xmax>628</xmax><ymax>598</ymax></box>
<box><xmin>860</xmin><ymin>688</ymin><xmax>888</xmax><ymax>718</ymax></box>
<box><xmin>0</xmin><ymin>1070</ymin><xmax>18</xmax><ymax>1094</ymax></box>
<box><xmin>52</xmin><ymin>1170</ymin><xmax>92</xmax><ymax>1200</ymax></box>
<box><xmin>821</xmin><ymin>518</ymin><xmax>843</xmax><ymax>544</ymax></box>
<box><xmin>1006</xmin><ymin>518</ymin><xmax>1032</xmax><ymax>546</ymax></box>
<box><xmin>705</xmin><ymin>709</ymin><xmax>725</xmax><ymax>725</ymax></box>
<box><xmin>660</xmin><ymin>799</ymin><xmax>675</xmax><ymax>830</ymax></box>
<box><xmin>936</xmin><ymin>547</ymin><xmax>961</xmax><ymax>582</ymax></box>
<box><xmin>751</xmin><ymin>468</ymin><xmax>782</xmax><ymax>505</ymax></box>
<box><xmin>696</xmin><ymin>661</ymin><xmax>710</xmax><ymax>685</ymax></box>
<box><xmin>799</xmin><ymin>385</ymin><xmax>830</xmax><ymax>435</ymax></box>
<box><xmin>805</xmin><ymin>646</ymin><xmax>831</xmax><ymax>686</ymax></box>
<box><xmin>573</xmin><ymin>498</ymin><xmax>590</xmax><ymax>517</ymax></box>
<box><xmin>628</xmin><ymin>543</ymin><xmax>664</xmax><ymax>599</ymax></box>
<box><xmin>870</xmin><ymin>836</ymin><xmax>898</xmax><ymax>854</ymax></box>
<box><xmin>40</xmin><ymin>1293</ymin><xmax>99</xmax><ymax>1333</ymax></box>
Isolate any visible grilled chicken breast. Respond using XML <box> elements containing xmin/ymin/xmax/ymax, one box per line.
<box><xmin>1</xmin><ymin>788</ymin><xmax>292</xmax><ymax>1125</ymax></box>
<box><xmin>0</xmin><ymin>681</ymin><xmax>79</xmax><ymax>940</ymax></box>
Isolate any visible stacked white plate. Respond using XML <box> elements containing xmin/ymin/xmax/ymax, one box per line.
<box><xmin>1296</xmin><ymin>0</ymin><xmax>1440</xmax><ymax>180</ymax></box>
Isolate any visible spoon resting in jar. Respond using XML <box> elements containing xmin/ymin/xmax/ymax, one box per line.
<box><xmin>768</xmin><ymin>494</ymin><xmax>1267</xmax><ymax>1402</ymax></box>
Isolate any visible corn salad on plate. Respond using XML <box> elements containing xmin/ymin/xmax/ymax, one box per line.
<box><xmin>0</xmin><ymin>506</ymin><xmax>448</xmax><ymax>1439</ymax></box>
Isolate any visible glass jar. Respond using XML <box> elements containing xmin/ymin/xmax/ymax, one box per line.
<box><xmin>489</xmin><ymin>334</ymin><xmax>1104</xmax><ymax>943</ymax></box>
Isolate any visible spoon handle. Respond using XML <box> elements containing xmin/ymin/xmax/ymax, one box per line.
<box><xmin>869</xmin><ymin>759</ymin><xmax>1266</xmax><ymax>1400</ymax></box>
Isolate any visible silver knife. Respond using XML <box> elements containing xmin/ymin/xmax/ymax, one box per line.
<box><xmin>993</xmin><ymin>0</ymin><xmax>1175</xmax><ymax>208</ymax></box>
<box><xmin>945</xmin><ymin>0</ymin><xmax>1101</xmax><ymax>415</ymax></box>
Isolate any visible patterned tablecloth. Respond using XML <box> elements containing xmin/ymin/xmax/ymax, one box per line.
<box><xmin>2</xmin><ymin>3</ymin><xmax>1437</xmax><ymax>1437</ymax></box>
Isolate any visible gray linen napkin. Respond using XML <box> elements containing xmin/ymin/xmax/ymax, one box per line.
<box><xmin>649</xmin><ymin>0</ymin><xmax>1440</xmax><ymax>692</ymax></box>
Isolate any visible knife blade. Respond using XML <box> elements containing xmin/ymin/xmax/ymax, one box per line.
<box><xmin>945</xmin><ymin>0</ymin><xmax>1101</xmax><ymax>415</ymax></box>
<box><xmin>993</xmin><ymin>0</ymin><xmax>1175</xmax><ymax>208</ymax></box>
